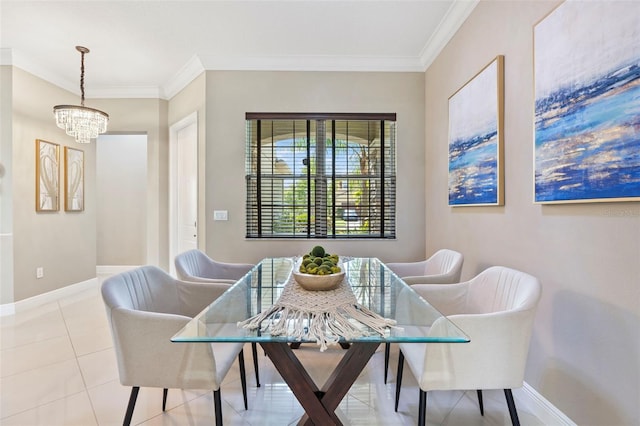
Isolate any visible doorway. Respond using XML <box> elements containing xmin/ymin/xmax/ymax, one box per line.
<box><xmin>96</xmin><ymin>134</ymin><xmax>148</xmax><ymax>268</ymax></box>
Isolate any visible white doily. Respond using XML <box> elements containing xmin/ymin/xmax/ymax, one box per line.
<box><xmin>238</xmin><ymin>273</ymin><xmax>397</xmax><ymax>351</ymax></box>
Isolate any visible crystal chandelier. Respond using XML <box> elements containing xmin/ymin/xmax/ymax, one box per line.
<box><xmin>53</xmin><ymin>46</ymin><xmax>109</xmax><ymax>144</ymax></box>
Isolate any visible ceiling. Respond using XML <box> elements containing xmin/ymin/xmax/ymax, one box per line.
<box><xmin>0</xmin><ymin>0</ymin><xmax>477</xmax><ymax>100</ymax></box>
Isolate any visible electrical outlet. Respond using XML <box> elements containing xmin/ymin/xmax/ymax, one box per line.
<box><xmin>36</xmin><ymin>267</ymin><xmax>44</xmax><ymax>279</ymax></box>
<box><xmin>213</xmin><ymin>210</ymin><xmax>228</xmax><ymax>221</ymax></box>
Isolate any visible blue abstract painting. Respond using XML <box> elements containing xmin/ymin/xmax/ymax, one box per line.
<box><xmin>534</xmin><ymin>1</ymin><xmax>640</xmax><ymax>203</ymax></box>
<box><xmin>448</xmin><ymin>56</ymin><xmax>504</xmax><ymax>206</ymax></box>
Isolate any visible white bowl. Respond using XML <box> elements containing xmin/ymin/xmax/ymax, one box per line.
<box><xmin>293</xmin><ymin>261</ymin><xmax>345</xmax><ymax>291</ymax></box>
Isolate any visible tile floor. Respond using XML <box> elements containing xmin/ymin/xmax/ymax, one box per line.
<box><xmin>1</xmin><ymin>277</ymin><xmax>546</xmax><ymax>425</ymax></box>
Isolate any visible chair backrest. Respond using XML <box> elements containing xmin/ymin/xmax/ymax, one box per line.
<box><xmin>465</xmin><ymin>266</ymin><xmax>540</xmax><ymax>314</ymax></box>
<box><xmin>174</xmin><ymin>249</ymin><xmax>211</xmax><ymax>281</ymax></box>
<box><xmin>102</xmin><ymin>265</ymin><xmax>181</xmax><ymax>315</ymax></box>
<box><xmin>423</xmin><ymin>249</ymin><xmax>464</xmax><ymax>280</ymax></box>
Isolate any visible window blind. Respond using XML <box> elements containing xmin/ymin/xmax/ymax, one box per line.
<box><xmin>246</xmin><ymin>113</ymin><xmax>396</xmax><ymax>239</ymax></box>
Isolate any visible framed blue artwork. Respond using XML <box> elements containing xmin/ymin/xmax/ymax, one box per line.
<box><xmin>448</xmin><ymin>55</ymin><xmax>505</xmax><ymax>206</ymax></box>
<box><xmin>534</xmin><ymin>0</ymin><xmax>640</xmax><ymax>203</ymax></box>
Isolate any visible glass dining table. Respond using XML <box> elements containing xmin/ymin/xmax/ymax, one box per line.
<box><xmin>172</xmin><ymin>257</ymin><xmax>469</xmax><ymax>425</ymax></box>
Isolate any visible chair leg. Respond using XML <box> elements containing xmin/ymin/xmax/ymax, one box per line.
<box><xmin>394</xmin><ymin>350</ymin><xmax>405</xmax><ymax>412</ymax></box>
<box><xmin>162</xmin><ymin>388</ymin><xmax>168</xmax><ymax>411</ymax></box>
<box><xmin>123</xmin><ymin>386</ymin><xmax>139</xmax><ymax>426</ymax></box>
<box><xmin>251</xmin><ymin>342</ymin><xmax>260</xmax><ymax>387</ymax></box>
<box><xmin>504</xmin><ymin>389</ymin><xmax>520</xmax><ymax>426</ymax></box>
<box><xmin>213</xmin><ymin>389</ymin><xmax>223</xmax><ymax>426</ymax></box>
<box><xmin>238</xmin><ymin>349</ymin><xmax>248</xmax><ymax>410</ymax></box>
<box><xmin>384</xmin><ymin>342</ymin><xmax>390</xmax><ymax>384</ymax></box>
<box><xmin>418</xmin><ymin>389</ymin><xmax>427</xmax><ymax>426</ymax></box>
<box><xmin>477</xmin><ymin>389</ymin><xmax>484</xmax><ymax>415</ymax></box>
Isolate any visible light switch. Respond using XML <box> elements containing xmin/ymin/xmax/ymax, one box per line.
<box><xmin>213</xmin><ymin>210</ymin><xmax>228</xmax><ymax>221</ymax></box>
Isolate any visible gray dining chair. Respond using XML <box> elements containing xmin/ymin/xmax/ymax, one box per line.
<box><xmin>174</xmin><ymin>249</ymin><xmax>260</xmax><ymax>387</ymax></box>
<box><xmin>394</xmin><ymin>266</ymin><xmax>542</xmax><ymax>426</ymax></box>
<box><xmin>175</xmin><ymin>249</ymin><xmax>253</xmax><ymax>284</ymax></box>
<box><xmin>101</xmin><ymin>265</ymin><xmax>248</xmax><ymax>426</ymax></box>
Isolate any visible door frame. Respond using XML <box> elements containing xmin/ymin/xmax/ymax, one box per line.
<box><xmin>169</xmin><ymin>111</ymin><xmax>198</xmax><ymax>276</ymax></box>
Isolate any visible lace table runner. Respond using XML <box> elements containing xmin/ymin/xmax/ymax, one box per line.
<box><xmin>238</xmin><ymin>273</ymin><xmax>397</xmax><ymax>351</ymax></box>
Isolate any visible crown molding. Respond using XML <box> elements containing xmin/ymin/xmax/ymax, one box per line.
<box><xmin>4</xmin><ymin>48</ymin><xmax>80</xmax><ymax>95</ymax></box>
<box><xmin>198</xmin><ymin>54</ymin><xmax>424</xmax><ymax>73</ymax></box>
<box><xmin>419</xmin><ymin>0</ymin><xmax>479</xmax><ymax>70</ymax></box>
<box><xmin>89</xmin><ymin>86</ymin><xmax>162</xmax><ymax>99</ymax></box>
<box><xmin>161</xmin><ymin>54</ymin><xmax>205</xmax><ymax>100</ymax></box>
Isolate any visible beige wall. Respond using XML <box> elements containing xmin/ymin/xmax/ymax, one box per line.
<box><xmin>203</xmin><ymin>70</ymin><xmax>426</xmax><ymax>263</ymax></box>
<box><xmin>424</xmin><ymin>1</ymin><xmax>640</xmax><ymax>424</ymax></box>
<box><xmin>2</xmin><ymin>68</ymin><xmax>170</xmax><ymax>302</ymax></box>
<box><xmin>11</xmin><ymin>68</ymin><xmax>97</xmax><ymax>300</ymax></box>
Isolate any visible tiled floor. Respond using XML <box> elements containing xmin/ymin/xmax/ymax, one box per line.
<box><xmin>1</xmin><ymin>277</ymin><xmax>546</xmax><ymax>425</ymax></box>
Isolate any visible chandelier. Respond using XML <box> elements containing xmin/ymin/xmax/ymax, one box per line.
<box><xmin>53</xmin><ymin>46</ymin><xmax>109</xmax><ymax>144</ymax></box>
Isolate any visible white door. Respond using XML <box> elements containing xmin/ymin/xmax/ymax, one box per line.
<box><xmin>177</xmin><ymin>122</ymin><xmax>198</xmax><ymax>253</ymax></box>
<box><xmin>170</xmin><ymin>112</ymin><xmax>198</xmax><ymax>275</ymax></box>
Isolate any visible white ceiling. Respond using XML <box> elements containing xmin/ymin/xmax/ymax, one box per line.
<box><xmin>1</xmin><ymin>0</ymin><xmax>477</xmax><ymax>99</ymax></box>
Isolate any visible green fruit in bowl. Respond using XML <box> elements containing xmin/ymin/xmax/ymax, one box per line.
<box><xmin>298</xmin><ymin>245</ymin><xmax>341</xmax><ymax>275</ymax></box>
<box><xmin>311</xmin><ymin>245</ymin><xmax>325</xmax><ymax>257</ymax></box>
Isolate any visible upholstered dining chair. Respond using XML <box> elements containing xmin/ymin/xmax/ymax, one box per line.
<box><xmin>386</xmin><ymin>248</ymin><xmax>464</xmax><ymax>285</ymax></box>
<box><xmin>383</xmin><ymin>249</ymin><xmax>464</xmax><ymax>382</ymax></box>
<box><xmin>174</xmin><ymin>249</ymin><xmax>260</xmax><ymax>387</ymax></box>
<box><xmin>101</xmin><ymin>265</ymin><xmax>248</xmax><ymax>426</ymax></box>
<box><xmin>175</xmin><ymin>249</ymin><xmax>254</xmax><ymax>284</ymax></box>
<box><xmin>393</xmin><ymin>266</ymin><xmax>542</xmax><ymax>426</ymax></box>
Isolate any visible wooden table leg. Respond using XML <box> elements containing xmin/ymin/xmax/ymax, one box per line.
<box><xmin>260</xmin><ymin>341</ymin><xmax>380</xmax><ymax>426</ymax></box>
<box><xmin>260</xmin><ymin>342</ymin><xmax>341</xmax><ymax>425</ymax></box>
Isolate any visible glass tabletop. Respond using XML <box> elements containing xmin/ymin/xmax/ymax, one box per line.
<box><xmin>172</xmin><ymin>257</ymin><xmax>469</xmax><ymax>344</ymax></box>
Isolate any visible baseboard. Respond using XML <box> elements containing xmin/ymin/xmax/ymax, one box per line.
<box><xmin>514</xmin><ymin>382</ymin><xmax>576</xmax><ymax>425</ymax></box>
<box><xmin>0</xmin><ymin>277</ymin><xmax>99</xmax><ymax>317</ymax></box>
<box><xmin>96</xmin><ymin>265</ymin><xmax>140</xmax><ymax>275</ymax></box>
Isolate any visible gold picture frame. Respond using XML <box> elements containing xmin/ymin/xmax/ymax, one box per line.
<box><xmin>64</xmin><ymin>147</ymin><xmax>84</xmax><ymax>211</ymax></box>
<box><xmin>448</xmin><ymin>55</ymin><xmax>505</xmax><ymax>206</ymax></box>
<box><xmin>533</xmin><ymin>2</ymin><xmax>640</xmax><ymax>203</ymax></box>
<box><xmin>36</xmin><ymin>139</ymin><xmax>60</xmax><ymax>211</ymax></box>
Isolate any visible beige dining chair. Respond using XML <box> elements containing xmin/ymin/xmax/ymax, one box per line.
<box><xmin>174</xmin><ymin>249</ymin><xmax>260</xmax><ymax>387</ymax></box>
<box><xmin>384</xmin><ymin>248</ymin><xmax>464</xmax><ymax>382</ymax></box>
<box><xmin>393</xmin><ymin>266</ymin><xmax>542</xmax><ymax>426</ymax></box>
<box><xmin>101</xmin><ymin>265</ymin><xmax>248</xmax><ymax>426</ymax></box>
<box><xmin>386</xmin><ymin>248</ymin><xmax>464</xmax><ymax>285</ymax></box>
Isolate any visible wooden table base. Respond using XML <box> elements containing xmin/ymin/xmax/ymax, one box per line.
<box><xmin>260</xmin><ymin>341</ymin><xmax>380</xmax><ymax>426</ymax></box>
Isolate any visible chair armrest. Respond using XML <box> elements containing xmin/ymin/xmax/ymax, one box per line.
<box><xmin>386</xmin><ymin>260</ymin><xmax>429</xmax><ymax>277</ymax></box>
<box><xmin>207</xmin><ymin>260</ymin><xmax>254</xmax><ymax>280</ymax></box>
<box><xmin>177</xmin><ymin>280</ymin><xmax>231</xmax><ymax>318</ymax></box>
<box><xmin>179</xmin><ymin>276</ymin><xmax>237</xmax><ymax>284</ymax></box>
<box><xmin>109</xmin><ymin>308</ymin><xmax>217</xmax><ymax>389</ymax></box>
<box><xmin>426</xmin><ymin>309</ymin><xmax>536</xmax><ymax>389</ymax></box>
<box><xmin>402</xmin><ymin>273</ymin><xmax>459</xmax><ymax>285</ymax></box>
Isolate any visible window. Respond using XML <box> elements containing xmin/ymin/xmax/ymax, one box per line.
<box><xmin>245</xmin><ymin>113</ymin><xmax>396</xmax><ymax>239</ymax></box>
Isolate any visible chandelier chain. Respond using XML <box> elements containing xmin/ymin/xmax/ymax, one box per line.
<box><xmin>79</xmin><ymin>50</ymin><xmax>86</xmax><ymax>106</ymax></box>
